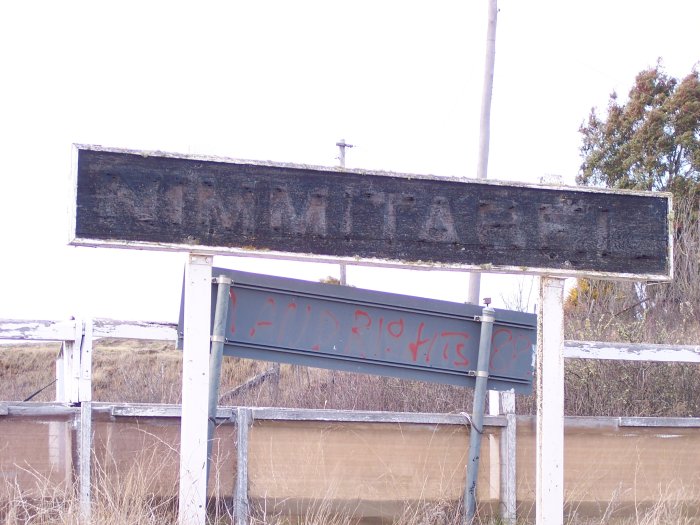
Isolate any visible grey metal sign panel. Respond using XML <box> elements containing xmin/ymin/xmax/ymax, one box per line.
<box><xmin>72</xmin><ymin>145</ymin><xmax>672</xmax><ymax>280</ymax></box>
<box><xmin>197</xmin><ymin>269</ymin><xmax>537</xmax><ymax>393</ymax></box>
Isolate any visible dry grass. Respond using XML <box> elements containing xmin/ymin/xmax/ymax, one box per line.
<box><xmin>0</xmin><ymin>339</ymin><xmax>476</xmax><ymax>414</ymax></box>
<box><xmin>4</xmin><ymin>337</ymin><xmax>700</xmax><ymax>419</ymax></box>
<box><xmin>0</xmin><ymin>462</ymin><xmax>178</xmax><ymax>524</ymax></box>
<box><xmin>0</xmin><ymin>343</ymin><xmax>61</xmax><ymax>402</ymax></box>
<box><xmin>4</xmin><ymin>472</ymin><xmax>700</xmax><ymax>525</ymax></box>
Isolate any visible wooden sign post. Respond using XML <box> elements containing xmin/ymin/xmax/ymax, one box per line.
<box><xmin>70</xmin><ymin>145</ymin><xmax>673</xmax><ymax>525</ymax></box>
<box><xmin>179</xmin><ymin>254</ymin><xmax>213</xmax><ymax>525</ymax></box>
<box><xmin>537</xmin><ymin>277</ymin><xmax>565</xmax><ymax>524</ymax></box>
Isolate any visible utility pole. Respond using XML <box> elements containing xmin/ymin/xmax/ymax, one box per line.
<box><xmin>336</xmin><ymin>138</ymin><xmax>354</xmax><ymax>169</ymax></box>
<box><xmin>336</xmin><ymin>139</ymin><xmax>354</xmax><ymax>285</ymax></box>
<box><xmin>467</xmin><ymin>0</ymin><xmax>498</xmax><ymax>305</ymax></box>
<box><xmin>466</xmin><ymin>3</ymin><xmax>499</xmax><ymax>523</ymax></box>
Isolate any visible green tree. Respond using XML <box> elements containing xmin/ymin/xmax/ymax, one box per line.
<box><xmin>578</xmin><ymin>63</ymin><xmax>700</xmax><ymax>194</ymax></box>
<box><xmin>570</xmin><ymin>63</ymin><xmax>700</xmax><ymax>344</ymax></box>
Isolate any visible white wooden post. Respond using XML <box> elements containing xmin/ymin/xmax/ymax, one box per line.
<box><xmin>78</xmin><ymin>318</ymin><xmax>93</xmax><ymax>523</ymax></box>
<box><xmin>500</xmin><ymin>390</ymin><xmax>516</xmax><ymax>524</ymax></box>
<box><xmin>488</xmin><ymin>391</ymin><xmax>500</xmax><ymax>500</ymax></box>
<box><xmin>235</xmin><ymin>407</ymin><xmax>252</xmax><ymax>525</ymax></box>
<box><xmin>55</xmin><ymin>352</ymin><xmax>65</xmax><ymax>401</ymax></box>
<box><xmin>79</xmin><ymin>318</ymin><xmax>93</xmax><ymax>402</ymax></box>
<box><xmin>53</xmin><ymin>318</ymin><xmax>84</xmax><ymax>511</ymax></box>
<box><xmin>78</xmin><ymin>401</ymin><xmax>92</xmax><ymax>523</ymax></box>
<box><xmin>57</xmin><ymin>319</ymin><xmax>83</xmax><ymax>403</ymax></box>
<box><xmin>536</xmin><ymin>277</ymin><xmax>565</xmax><ymax>525</ymax></box>
<box><xmin>489</xmin><ymin>390</ymin><xmax>516</xmax><ymax>524</ymax></box>
<box><xmin>179</xmin><ymin>254</ymin><xmax>214</xmax><ymax>525</ymax></box>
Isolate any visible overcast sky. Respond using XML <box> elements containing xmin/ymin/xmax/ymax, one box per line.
<box><xmin>0</xmin><ymin>1</ymin><xmax>698</xmax><ymax>322</ymax></box>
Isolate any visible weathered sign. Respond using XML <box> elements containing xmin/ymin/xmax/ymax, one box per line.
<box><xmin>72</xmin><ymin>145</ymin><xmax>672</xmax><ymax>280</ymax></box>
<box><xmin>179</xmin><ymin>269</ymin><xmax>537</xmax><ymax>393</ymax></box>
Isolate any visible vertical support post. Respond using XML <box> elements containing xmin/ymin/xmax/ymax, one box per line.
<box><xmin>536</xmin><ymin>277</ymin><xmax>565</xmax><ymax>525</ymax></box>
<box><xmin>488</xmin><ymin>391</ymin><xmax>500</xmax><ymax>501</ymax></box>
<box><xmin>56</xmin><ymin>350</ymin><xmax>65</xmax><ymax>401</ymax></box>
<box><xmin>500</xmin><ymin>390</ymin><xmax>517</xmax><ymax>524</ymax></box>
<box><xmin>207</xmin><ymin>275</ymin><xmax>232</xmax><ymax>486</ymax></box>
<box><xmin>79</xmin><ymin>319</ymin><xmax>93</xmax><ymax>402</ymax></box>
<box><xmin>70</xmin><ymin>319</ymin><xmax>83</xmax><ymax>403</ymax></box>
<box><xmin>78</xmin><ymin>400</ymin><xmax>92</xmax><ymax>524</ymax></box>
<box><xmin>58</xmin><ymin>318</ymin><xmax>82</xmax><ymax>403</ymax></box>
<box><xmin>235</xmin><ymin>407</ymin><xmax>252</xmax><ymax>525</ymax></box>
<box><xmin>465</xmin><ymin>306</ymin><xmax>496</xmax><ymax>523</ymax></box>
<box><xmin>179</xmin><ymin>254</ymin><xmax>214</xmax><ymax>525</ymax></box>
<box><xmin>78</xmin><ymin>319</ymin><xmax>93</xmax><ymax>523</ymax></box>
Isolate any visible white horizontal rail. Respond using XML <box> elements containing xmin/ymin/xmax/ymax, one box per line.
<box><xmin>3</xmin><ymin>403</ymin><xmax>700</xmax><ymax>430</ymax></box>
<box><xmin>108</xmin><ymin>403</ymin><xmax>506</xmax><ymax>427</ymax></box>
<box><xmin>0</xmin><ymin>318</ymin><xmax>177</xmax><ymax>342</ymax></box>
<box><xmin>111</xmin><ymin>404</ymin><xmax>231</xmax><ymax>419</ymax></box>
<box><xmin>0</xmin><ymin>319</ymin><xmax>78</xmax><ymax>341</ymax></box>
<box><xmin>0</xmin><ymin>402</ymin><xmax>506</xmax><ymax>428</ymax></box>
<box><xmin>564</xmin><ymin>340</ymin><xmax>700</xmax><ymax>363</ymax></box>
<box><xmin>92</xmin><ymin>318</ymin><xmax>177</xmax><ymax>341</ymax></box>
<box><xmin>619</xmin><ymin>417</ymin><xmax>700</xmax><ymax>428</ymax></box>
<box><xmin>252</xmin><ymin>407</ymin><xmax>506</xmax><ymax>426</ymax></box>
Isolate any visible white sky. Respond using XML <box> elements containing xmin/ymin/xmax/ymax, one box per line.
<box><xmin>0</xmin><ymin>1</ymin><xmax>697</xmax><ymax>323</ymax></box>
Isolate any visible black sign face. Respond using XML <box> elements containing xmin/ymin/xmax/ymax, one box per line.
<box><xmin>180</xmin><ymin>269</ymin><xmax>537</xmax><ymax>393</ymax></box>
<box><xmin>72</xmin><ymin>145</ymin><xmax>672</xmax><ymax>279</ymax></box>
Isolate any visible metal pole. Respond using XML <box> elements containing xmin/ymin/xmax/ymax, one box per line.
<box><xmin>207</xmin><ymin>275</ymin><xmax>232</xmax><ymax>485</ymax></box>
<box><xmin>465</xmin><ymin>305</ymin><xmax>496</xmax><ymax>523</ymax></box>
<box><xmin>467</xmin><ymin>0</ymin><xmax>498</xmax><ymax>305</ymax></box>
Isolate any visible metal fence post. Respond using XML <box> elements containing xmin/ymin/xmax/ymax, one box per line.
<box><xmin>78</xmin><ymin>400</ymin><xmax>92</xmax><ymax>523</ymax></box>
<box><xmin>235</xmin><ymin>407</ymin><xmax>252</xmax><ymax>525</ymax></box>
<box><xmin>500</xmin><ymin>390</ymin><xmax>517</xmax><ymax>523</ymax></box>
<box><xmin>78</xmin><ymin>318</ymin><xmax>93</xmax><ymax>523</ymax></box>
<box><xmin>207</xmin><ymin>275</ymin><xmax>232</xmax><ymax>486</ymax></box>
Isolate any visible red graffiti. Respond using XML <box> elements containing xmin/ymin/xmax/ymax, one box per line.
<box><xmin>489</xmin><ymin>329</ymin><xmax>533</xmax><ymax>376</ymax></box>
<box><xmin>440</xmin><ymin>331</ymin><xmax>471</xmax><ymax>367</ymax></box>
<box><xmin>276</xmin><ymin>302</ymin><xmax>298</xmax><ymax>343</ymax></box>
<box><xmin>228</xmin><ymin>290</ymin><xmax>237</xmax><ymax>334</ymax></box>
<box><xmin>351</xmin><ymin>309</ymin><xmax>371</xmax><ymax>335</ymax></box>
<box><xmin>226</xmin><ymin>290</ymin><xmax>531</xmax><ymax>382</ymax></box>
<box><xmin>249</xmin><ymin>320</ymin><xmax>272</xmax><ymax>337</ymax></box>
<box><xmin>387</xmin><ymin>319</ymin><xmax>404</xmax><ymax>338</ymax></box>
<box><xmin>408</xmin><ymin>322</ymin><xmax>437</xmax><ymax>363</ymax></box>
